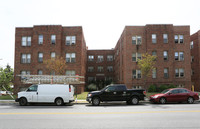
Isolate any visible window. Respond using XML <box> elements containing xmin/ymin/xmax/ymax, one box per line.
<box><xmin>152</xmin><ymin>51</ymin><xmax>157</xmax><ymax>56</ymax></box>
<box><xmin>174</xmin><ymin>35</ymin><xmax>184</xmax><ymax>43</ymax></box>
<box><xmin>38</xmin><ymin>53</ymin><xmax>43</xmax><ymax>63</ymax></box>
<box><xmin>88</xmin><ymin>67</ymin><xmax>94</xmax><ymax>72</ymax></box>
<box><xmin>177</xmin><ymin>84</ymin><xmax>185</xmax><ymax>88</ymax></box>
<box><xmin>22</xmin><ymin>36</ymin><xmax>31</xmax><ymax>46</ymax></box>
<box><xmin>175</xmin><ymin>52</ymin><xmax>184</xmax><ymax>61</ymax></box>
<box><xmin>107</xmin><ymin>55</ymin><xmax>113</xmax><ymax>61</ymax></box>
<box><xmin>132</xmin><ymin>70</ymin><xmax>141</xmax><ymax>79</ymax></box>
<box><xmin>97</xmin><ymin>55</ymin><xmax>104</xmax><ymax>62</ymax></box>
<box><xmin>50</xmin><ymin>71</ymin><xmax>55</xmax><ymax>75</ymax></box>
<box><xmin>175</xmin><ymin>68</ymin><xmax>184</xmax><ymax>78</ymax></box>
<box><xmin>66</xmin><ymin>53</ymin><xmax>76</xmax><ymax>63</ymax></box>
<box><xmin>152</xmin><ymin>34</ymin><xmax>156</xmax><ymax>43</ymax></box>
<box><xmin>21</xmin><ymin>70</ymin><xmax>30</xmax><ymax>81</ymax></box>
<box><xmin>21</xmin><ymin>54</ymin><xmax>31</xmax><ymax>63</ymax></box>
<box><xmin>66</xmin><ymin>36</ymin><xmax>76</xmax><ymax>45</ymax></box>
<box><xmin>27</xmin><ymin>85</ymin><xmax>38</xmax><ymax>92</ymax></box>
<box><xmin>191</xmin><ymin>56</ymin><xmax>194</xmax><ymax>62</ymax></box>
<box><xmin>88</xmin><ymin>55</ymin><xmax>94</xmax><ymax>61</ymax></box>
<box><xmin>152</xmin><ymin>68</ymin><xmax>157</xmax><ymax>78</ymax></box>
<box><xmin>51</xmin><ymin>35</ymin><xmax>56</xmax><ymax>44</ymax></box>
<box><xmin>88</xmin><ymin>77</ymin><xmax>95</xmax><ymax>82</ymax></box>
<box><xmin>132</xmin><ymin>86</ymin><xmax>142</xmax><ymax>89</ymax></box>
<box><xmin>192</xmin><ymin>69</ymin><xmax>194</xmax><ymax>76</ymax></box>
<box><xmin>107</xmin><ymin>66</ymin><xmax>113</xmax><ymax>72</ymax></box>
<box><xmin>190</xmin><ymin>41</ymin><xmax>193</xmax><ymax>49</ymax></box>
<box><xmin>51</xmin><ymin>52</ymin><xmax>56</xmax><ymax>59</ymax></box>
<box><xmin>171</xmin><ymin>89</ymin><xmax>179</xmax><ymax>94</ymax></box>
<box><xmin>66</xmin><ymin>70</ymin><xmax>76</xmax><ymax>76</ymax></box>
<box><xmin>164</xmin><ymin>68</ymin><xmax>169</xmax><ymax>78</ymax></box>
<box><xmin>132</xmin><ymin>36</ymin><xmax>142</xmax><ymax>45</ymax></box>
<box><xmin>132</xmin><ymin>53</ymin><xmax>141</xmax><ymax>62</ymax></box>
<box><xmin>21</xmin><ymin>70</ymin><xmax>30</xmax><ymax>75</ymax></box>
<box><xmin>38</xmin><ymin>35</ymin><xmax>43</xmax><ymax>44</ymax></box>
<box><xmin>163</xmin><ymin>51</ymin><xmax>168</xmax><ymax>60</ymax></box>
<box><xmin>38</xmin><ymin>70</ymin><xmax>43</xmax><ymax>75</ymax></box>
<box><xmin>163</xmin><ymin>34</ymin><xmax>168</xmax><ymax>43</ymax></box>
<box><xmin>97</xmin><ymin>66</ymin><xmax>103</xmax><ymax>72</ymax></box>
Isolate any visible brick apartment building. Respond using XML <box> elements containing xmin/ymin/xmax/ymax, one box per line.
<box><xmin>114</xmin><ymin>24</ymin><xmax>191</xmax><ymax>90</ymax></box>
<box><xmin>14</xmin><ymin>24</ymin><xmax>193</xmax><ymax>93</ymax></box>
<box><xmin>86</xmin><ymin>50</ymin><xmax>114</xmax><ymax>90</ymax></box>
<box><xmin>191</xmin><ymin>30</ymin><xmax>200</xmax><ymax>91</ymax></box>
<box><xmin>14</xmin><ymin>25</ymin><xmax>87</xmax><ymax>93</ymax></box>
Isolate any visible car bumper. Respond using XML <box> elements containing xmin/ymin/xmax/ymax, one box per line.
<box><xmin>86</xmin><ymin>97</ymin><xmax>92</xmax><ymax>102</ymax></box>
<box><xmin>149</xmin><ymin>97</ymin><xmax>160</xmax><ymax>103</ymax></box>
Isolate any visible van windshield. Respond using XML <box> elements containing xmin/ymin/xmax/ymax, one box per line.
<box><xmin>27</xmin><ymin>85</ymin><xmax>38</xmax><ymax>92</ymax></box>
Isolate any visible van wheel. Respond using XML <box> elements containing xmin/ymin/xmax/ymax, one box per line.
<box><xmin>131</xmin><ymin>96</ymin><xmax>139</xmax><ymax>105</ymax></box>
<box><xmin>92</xmin><ymin>97</ymin><xmax>100</xmax><ymax>106</ymax></box>
<box><xmin>55</xmin><ymin>98</ymin><xmax>64</xmax><ymax>106</ymax></box>
<box><xmin>19</xmin><ymin>98</ymin><xmax>27</xmax><ymax>106</ymax></box>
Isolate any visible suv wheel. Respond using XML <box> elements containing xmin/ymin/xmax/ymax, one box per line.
<box><xmin>131</xmin><ymin>96</ymin><xmax>139</xmax><ymax>105</ymax></box>
<box><xmin>160</xmin><ymin>97</ymin><xmax>166</xmax><ymax>104</ymax></box>
<box><xmin>19</xmin><ymin>98</ymin><xmax>27</xmax><ymax>106</ymax></box>
<box><xmin>92</xmin><ymin>97</ymin><xmax>100</xmax><ymax>106</ymax></box>
<box><xmin>187</xmin><ymin>97</ymin><xmax>194</xmax><ymax>104</ymax></box>
<box><xmin>55</xmin><ymin>98</ymin><xmax>64</xmax><ymax>106</ymax></box>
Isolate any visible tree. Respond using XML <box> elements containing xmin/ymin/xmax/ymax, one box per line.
<box><xmin>138</xmin><ymin>53</ymin><xmax>157</xmax><ymax>89</ymax></box>
<box><xmin>0</xmin><ymin>65</ymin><xmax>14</xmax><ymax>91</ymax></box>
<box><xmin>44</xmin><ymin>56</ymin><xmax>67</xmax><ymax>75</ymax></box>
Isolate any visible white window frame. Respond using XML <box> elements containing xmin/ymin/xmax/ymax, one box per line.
<box><xmin>190</xmin><ymin>41</ymin><xmax>193</xmax><ymax>49</ymax></box>
<box><xmin>163</xmin><ymin>51</ymin><xmax>168</xmax><ymax>60</ymax></box>
<box><xmin>21</xmin><ymin>36</ymin><xmax>31</xmax><ymax>46</ymax></box>
<box><xmin>38</xmin><ymin>52</ymin><xmax>43</xmax><ymax>62</ymax></box>
<box><xmin>51</xmin><ymin>35</ymin><xmax>56</xmax><ymax>44</ymax></box>
<box><xmin>175</xmin><ymin>35</ymin><xmax>184</xmax><ymax>44</ymax></box>
<box><xmin>97</xmin><ymin>55</ymin><xmax>104</xmax><ymax>62</ymax></box>
<box><xmin>38</xmin><ymin>35</ymin><xmax>43</xmax><ymax>44</ymax></box>
<box><xmin>97</xmin><ymin>66</ymin><xmax>104</xmax><ymax>72</ymax></box>
<box><xmin>107</xmin><ymin>66</ymin><xmax>113</xmax><ymax>72</ymax></box>
<box><xmin>175</xmin><ymin>68</ymin><xmax>184</xmax><ymax>78</ymax></box>
<box><xmin>132</xmin><ymin>36</ymin><xmax>142</xmax><ymax>45</ymax></box>
<box><xmin>107</xmin><ymin>55</ymin><xmax>113</xmax><ymax>61</ymax></box>
<box><xmin>66</xmin><ymin>36</ymin><xmax>76</xmax><ymax>45</ymax></box>
<box><xmin>163</xmin><ymin>34</ymin><xmax>168</xmax><ymax>43</ymax></box>
<box><xmin>133</xmin><ymin>70</ymin><xmax>141</xmax><ymax>79</ymax></box>
<box><xmin>175</xmin><ymin>52</ymin><xmax>184</xmax><ymax>61</ymax></box>
<box><xmin>21</xmin><ymin>54</ymin><xmax>31</xmax><ymax>63</ymax></box>
<box><xmin>88</xmin><ymin>67</ymin><xmax>94</xmax><ymax>72</ymax></box>
<box><xmin>132</xmin><ymin>53</ymin><xmax>142</xmax><ymax>62</ymax></box>
<box><xmin>152</xmin><ymin>34</ymin><xmax>156</xmax><ymax>43</ymax></box>
<box><xmin>88</xmin><ymin>55</ymin><xmax>94</xmax><ymax>61</ymax></box>
<box><xmin>51</xmin><ymin>52</ymin><xmax>56</xmax><ymax>59</ymax></box>
<box><xmin>66</xmin><ymin>70</ymin><xmax>76</xmax><ymax>76</ymax></box>
<box><xmin>152</xmin><ymin>68</ymin><xmax>157</xmax><ymax>79</ymax></box>
<box><xmin>164</xmin><ymin>68</ymin><xmax>169</xmax><ymax>78</ymax></box>
<box><xmin>66</xmin><ymin>53</ymin><xmax>76</xmax><ymax>63</ymax></box>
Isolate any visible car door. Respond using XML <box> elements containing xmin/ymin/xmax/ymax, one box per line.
<box><xmin>101</xmin><ymin>86</ymin><xmax>117</xmax><ymax>101</ymax></box>
<box><xmin>178</xmin><ymin>89</ymin><xmax>189</xmax><ymax>102</ymax></box>
<box><xmin>115</xmin><ymin>86</ymin><xmax>127</xmax><ymax>101</ymax></box>
<box><xmin>167</xmin><ymin>89</ymin><xmax>180</xmax><ymax>102</ymax></box>
<box><xmin>26</xmin><ymin>85</ymin><xmax>38</xmax><ymax>102</ymax></box>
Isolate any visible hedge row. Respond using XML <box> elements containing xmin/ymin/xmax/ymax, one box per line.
<box><xmin>148</xmin><ymin>84</ymin><xmax>177</xmax><ymax>92</ymax></box>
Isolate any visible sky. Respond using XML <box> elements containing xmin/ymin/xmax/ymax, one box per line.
<box><xmin>0</xmin><ymin>0</ymin><xmax>200</xmax><ymax>69</ymax></box>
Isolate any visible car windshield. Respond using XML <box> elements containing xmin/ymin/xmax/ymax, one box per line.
<box><xmin>161</xmin><ymin>89</ymin><xmax>169</xmax><ymax>94</ymax></box>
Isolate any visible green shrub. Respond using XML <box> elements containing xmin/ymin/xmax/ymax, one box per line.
<box><xmin>87</xmin><ymin>83</ymin><xmax>97</xmax><ymax>91</ymax></box>
<box><xmin>148</xmin><ymin>84</ymin><xmax>157</xmax><ymax>92</ymax></box>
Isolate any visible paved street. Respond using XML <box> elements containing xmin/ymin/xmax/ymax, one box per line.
<box><xmin>0</xmin><ymin>102</ymin><xmax>200</xmax><ymax>129</ymax></box>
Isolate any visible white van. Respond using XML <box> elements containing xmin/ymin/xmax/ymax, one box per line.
<box><xmin>15</xmin><ymin>84</ymin><xmax>74</xmax><ymax>106</ymax></box>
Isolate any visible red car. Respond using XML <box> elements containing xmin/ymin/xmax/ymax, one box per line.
<box><xmin>149</xmin><ymin>88</ymin><xmax>199</xmax><ymax>104</ymax></box>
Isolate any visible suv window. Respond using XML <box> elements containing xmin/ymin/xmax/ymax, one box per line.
<box><xmin>116</xmin><ymin>86</ymin><xmax>126</xmax><ymax>91</ymax></box>
<box><xmin>27</xmin><ymin>85</ymin><xmax>38</xmax><ymax>92</ymax></box>
<box><xmin>105</xmin><ymin>86</ymin><xmax>116</xmax><ymax>92</ymax></box>
<box><xmin>171</xmin><ymin>89</ymin><xmax>179</xmax><ymax>94</ymax></box>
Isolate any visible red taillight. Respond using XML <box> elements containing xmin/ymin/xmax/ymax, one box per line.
<box><xmin>69</xmin><ymin>85</ymin><xmax>71</xmax><ymax>92</ymax></box>
<box><xmin>143</xmin><ymin>91</ymin><xmax>146</xmax><ymax>95</ymax></box>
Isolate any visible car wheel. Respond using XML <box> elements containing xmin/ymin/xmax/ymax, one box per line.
<box><xmin>55</xmin><ymin>98</ymin><xmax>64</xmax><ymax>106</ymax></box>
<box><xmin>159</xmin><ymin>97</ymin><xmax>166</xmax><ymax>104</ymax></box>
<box><xmin>19</xmin><ymin>98</ymin><xmax>28</xmax><ymax>106</ymax></box>
<box><xmin>131</xmin><ymin>96</ymin><xmax>139</xmax><ymax>105</ymax></box>
<box><xmin>187</xmin><ymin>97</ymin><xmax>194</xmax><ymax>104</ymax></box>
<box><xmin>92</xmin><ymin>97</ymin><xmax>100</xmax><ymax>106</ymax></box>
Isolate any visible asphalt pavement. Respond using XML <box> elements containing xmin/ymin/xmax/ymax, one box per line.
<box><xmin>0</xmin><ymin>101</ymin><xmax>200</xmax><ymax>129</ymax></box>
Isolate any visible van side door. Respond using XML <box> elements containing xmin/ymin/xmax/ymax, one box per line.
<box><xmin>26</xmin><ymin>85</ymin><xmax>38</xmax><ymax>102</ymax></box>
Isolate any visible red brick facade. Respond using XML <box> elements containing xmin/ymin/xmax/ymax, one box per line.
<box><xmin>114</xmin><ymin>24</ymin><xmax>192</xmax><ymax>90</ymax></box>
<box><xmin>14</xmin><ymin>25</ymin><xmax>87</xmax><ymax>93</ymax></box>
<box><xmin>191</xmin><ymin>31</ymin><xmax>200</xmax><ymax>91</ymax></box>
<box><xmin>14</xmin><ymin>24</ymin><xmax>194</xmax><ymax>93</ymax></box>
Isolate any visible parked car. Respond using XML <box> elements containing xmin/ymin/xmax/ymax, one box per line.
<box><xmin>0</xmin><ymin>91</ymin><xmax>7</xmax><ymax>96</ymax></box>
<box><xmin>149</xmin><ymin>88</ymin><xmax>199</xmax><ymax>104</ymax></box>
<box><xmin>15</xmin><ymin>84</ymin><xmax>74</xmax><ymax>106</ymax></box>
<box><xmin>86</xmin><ymin>84</ymin><xmax>146</xmax><ymax>106</ymax></box>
